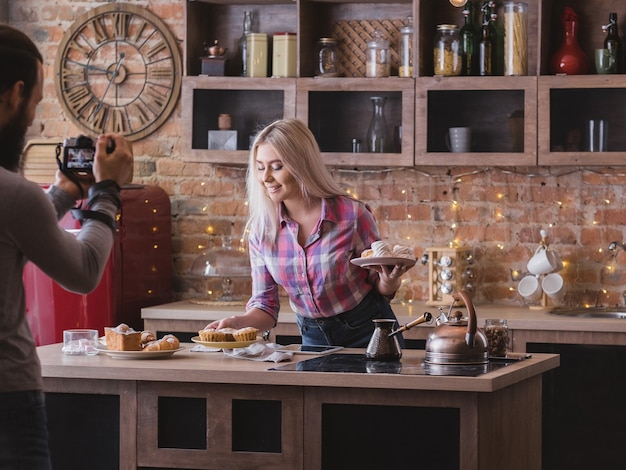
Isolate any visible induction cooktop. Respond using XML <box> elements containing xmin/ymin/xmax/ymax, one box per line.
<box><xmin>270</xmin><ymin>353</ymin><xmax>517</xmax><ymax>377</ymax></box>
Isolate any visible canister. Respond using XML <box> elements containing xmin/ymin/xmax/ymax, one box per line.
<box><xmin>503</xmin><ymin>2</ymin><xmax>528</xmax><ymax>76</ymax></box>
<box><xmin>272</xmin><ymin>32</ymin><xmax>297</xmax><ymax>77</ymax></box>
<box><xmin>246</xmin><ymin>33</ymin><xmax>268</xmax><ymax>77</ymax></box>
<box><xmin>366</xmin><ymin>31</ymin><xmax>390</xmax><ymax>78</ymax></box>
<box><xmin>434</xmin><ymin>24</ymin><xmax>461</xmax><ymax>76</ymax></box>
<box><xmin>399</xmin><ymin>19</ymin><xmax>414</xmax><ymax>77</ymax></box>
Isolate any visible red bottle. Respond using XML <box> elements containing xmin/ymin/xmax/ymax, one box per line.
<box><xmin>549</xmin><ymin>7</ymin><xmax>590</xmax><ymax>75</ymax></box>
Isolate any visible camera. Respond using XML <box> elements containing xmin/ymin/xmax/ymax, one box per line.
<box><xmin>61</xmin><ymin>135</ymin><xmax>96</xmax><ymax>172</ymax></box>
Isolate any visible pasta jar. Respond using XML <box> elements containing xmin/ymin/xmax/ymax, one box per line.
<box><xmin>399</xmin><ymin>20</ymin><xmax>414</xmax><ymax>77</ymax></box>
<box><xmin>366</xmin><ymin>30</ymin><xmax>390</xmax><ymax>78</ymax></box>
<box><xmin>315</xmin><ymin>38</ymin><xmax>338</xmax><ymax>77</ymax></box>
<box><xmin>434</xmin><ymin>24</ymin><xmax>461</xmax><ymax>76</ymax></box>
<box><xmin>503</xmin><ymin>2</ymin><xmax>528</xmax><ymax>76</ymax></box>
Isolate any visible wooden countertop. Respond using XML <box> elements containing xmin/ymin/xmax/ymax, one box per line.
<box><xmin>142</xmin><ymin>300</ymin><xmax>626</xmax><ymax>333</ymax></box>
<box><xmin>37</xmin><ymin>342</ymin><xmax>558</xmax><ymax>394</ymax></box>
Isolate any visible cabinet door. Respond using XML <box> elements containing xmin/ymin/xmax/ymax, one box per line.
<box><xmin>181</xmin><ymin>76</ymin><xmax>296</xmax><ymax>164</ymax></box>
<box><xmin>538</xmin><ymin>76</ymin><xmax>626</xmax><ymax>165</ymax></box>
<box><xmin>415</xmin><ymin>76</ymin><xmax>537</xmax><ymax>165</ymax></box>
<box><xmin>296</xmin><ymin>77</ymin><xmax>415</xmax><ymax>167</ymax></box>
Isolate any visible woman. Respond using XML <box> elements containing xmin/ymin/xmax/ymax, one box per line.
<box><xmin>205</xmin><ymin>118</ymin><xmax>409</xmax><ymax>347</ymax></box>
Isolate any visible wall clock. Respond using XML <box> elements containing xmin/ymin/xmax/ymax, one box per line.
<box><xmin>54</xmin><ymin>3</ymin><xmax>182</xmax><ymax>141</ymax></box>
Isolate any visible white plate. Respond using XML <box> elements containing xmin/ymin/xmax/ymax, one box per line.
<box><xmin>98</xmin><ymin>346</ymin><xmax>184</xmax><ymax>359</ymax></box>
<box><xmin>351</xmin><ymin>256</ymin><xmax>417</xmax><ymax>268</ymax></box>
<box><xmin>191</xmin><ymin>336</ymin><xmax>260</xmax><ymax>349</ymax></box>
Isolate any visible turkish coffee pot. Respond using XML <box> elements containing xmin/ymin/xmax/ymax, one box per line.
<box><xmin>424</xmin><ymin>290</ymin><xmax>488</xmax><ymax>365</ymax></box>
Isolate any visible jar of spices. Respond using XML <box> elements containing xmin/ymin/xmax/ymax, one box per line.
<box><xmin>366</xmin><ymin>30</ymin><xmax>390</xmax><ymax>78</ymax></box>
<box><xmin>315</xmin><ymin>38</ymin><xmax>338</xmax><ymax>77</ymax></box>
<box><xmin>434</xmin><ymin>24</ymin><xmax>462</xmax><ymax>76</ymax></box>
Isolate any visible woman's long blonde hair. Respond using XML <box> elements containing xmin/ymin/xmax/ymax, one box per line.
<box><xmin>246</xmin><ymin>118</ymin><xmax>347</xmax><ymax>242</ymax></box>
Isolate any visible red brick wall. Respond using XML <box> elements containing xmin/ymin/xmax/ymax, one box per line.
<box><xmin>9</xmin><ymin>1</ymin><xmax>626</xmax><ymax>308</ymax></box>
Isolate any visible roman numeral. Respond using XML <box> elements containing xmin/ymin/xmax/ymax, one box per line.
<box><xmin>87</xmin><ymin>17</ymin><xmax>109</xmax><ymax>44</ymax></box>
<box><xmin>113</xmin><ymin>13</ymin><xmax>131</xmax><ymax>39</ymax></box>
<box><xmin>147</xmin><ymin>66</ymin><xmax>173</xmax><ymax>80</ymax></box>
<box><xmin>65</xmin><ymin>85</ymin><xmax>93</xmax><ymax>115</ymax></box>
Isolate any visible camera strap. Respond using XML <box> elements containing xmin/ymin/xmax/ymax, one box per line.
<box><xmin>71</xmin><ymin>208</ymin><xmax>116</xmax><ymax>234</ymax></box>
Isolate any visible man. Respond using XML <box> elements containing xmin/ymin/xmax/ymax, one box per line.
<box><xmin>0</xmin><ymin>25</ymin><xmax>133</xmax><ymax>468</ymax></box>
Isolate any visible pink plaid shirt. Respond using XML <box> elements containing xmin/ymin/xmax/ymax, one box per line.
<box><xmin>246</xmin><ymin>196</ymin><xmax>380</xmax><ymax>322</ymax></box>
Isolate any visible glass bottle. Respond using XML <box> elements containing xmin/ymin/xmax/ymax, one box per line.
<box><xmin>399</xmin><ymin>16</ymin><xmax>413</xmax><ymax>77</ymax></box>
<box><xmin>315</xmin><ymin>38</ymin><xmax>338</xmax><ymax>77</ymax></box>
<box><xmin>460</xmin><ymin>2</ymin><xmax>477</xmax><ymax>75</ymax></box>
<box><xmin>238</xmin><ymin>11</ymin><xmax>252</xmax><ymax>77</ymax></box>
<box><xmin>434</xmin><ymin>24</ymin><xmax>462</xmax><ymax>76</ymax></box>
<box><xmin>478</xmin><ymin>1</ymin><xmax>496</xmax><ymax>76</ymax></box>
<box><xmin>603</xmin><ymin>12</ymin><xmax>623</xmax><ymax>73</ymax></box>
<box><xmin>366</xmin><ymin>96</ymin><xmax>390</xmax><ymax>153</ymax></box>
<box><xmin>366</xmin><ymin>30</ymin><xmax>390</xmax><ymax>78</ymax></box>
<box><xmin>549</xmin><ymin>6</ymin><xmax>589</xmax><ymax>75</ymax></box>
<box><xmin>503</xmin><ymin>2</ymin><xmax>528</xmax><ymax>76</ymax></box>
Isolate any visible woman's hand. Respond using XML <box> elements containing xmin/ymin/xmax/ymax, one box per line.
<box><xmin>202</xmin><ymin>308</ymin><xmax>276</xmax><ymax>332</ymax></box>
<box><xmin>372</xmin><ymin>263</ymin><xmax>408</xmax><ymax>297</ymax></box>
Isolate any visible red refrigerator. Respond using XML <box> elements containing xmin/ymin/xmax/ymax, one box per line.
<box><xmin>23</xmin><ymin>184</ymin><xmax>173</xmax><ymax>346</ymax></box>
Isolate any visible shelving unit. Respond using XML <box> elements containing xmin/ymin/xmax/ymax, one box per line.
<box><xmin>182</xmin><ymin>0</ymin><xmax>626</xmax><ymax>167</ymax></box>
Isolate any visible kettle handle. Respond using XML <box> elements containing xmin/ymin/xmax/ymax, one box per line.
<box><xmin>452</xmin><ymin>291</ymin><xmax>477</xmax><ymax>349</ymax></box>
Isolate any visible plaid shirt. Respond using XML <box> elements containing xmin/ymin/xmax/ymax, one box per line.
<box><xmin>246</xmin><ymin>196</ymin><xmax>380</xmax><ymax>322</ymax></box>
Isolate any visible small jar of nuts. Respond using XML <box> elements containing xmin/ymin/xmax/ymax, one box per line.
<box><xmin>433</xmin><ymin>24</ymin><xmax>462</xmax><ymax>76</ymax></box>
<box><xmin>366</xmin><ymin>30</ymin><xmax>390</xmax><ymax>78</ymax></box>
<box><xmin>484</xmin><ymin>318</ymin><xmax>508</xmax><ymax>357</ymax></box>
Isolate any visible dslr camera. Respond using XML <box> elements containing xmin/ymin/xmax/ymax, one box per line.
<box><xmin>61</xmin><ymin>135</ymin><xmax>96</xmax><ymax>172</ymax></box>
<box><xmin>61</xmin><ymin>135</ymin><xmax>115</xmax><ymax>172</ymax></box>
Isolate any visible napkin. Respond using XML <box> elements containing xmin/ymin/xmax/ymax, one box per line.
<box><xmin>223</xmin><ymin>342</ymin><xmax>294</xmax><ymax>362</ymax></box>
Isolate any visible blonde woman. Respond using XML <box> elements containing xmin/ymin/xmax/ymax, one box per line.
<box><xmin>206</xmin><ymin>118</ymin><xmax>408</xmax><ymax>347</ymax></box>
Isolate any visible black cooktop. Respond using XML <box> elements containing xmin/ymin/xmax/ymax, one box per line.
<box><xmin>270</xmin><ymin>353</ymin><xmax>514</xmax><ymax>377</ymax></box>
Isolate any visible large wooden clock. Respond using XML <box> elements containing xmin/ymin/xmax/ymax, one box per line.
<box><xmin>54</xmin><ymin>3</ymin><xmax>182</xmax><ymax>141</ymax></box>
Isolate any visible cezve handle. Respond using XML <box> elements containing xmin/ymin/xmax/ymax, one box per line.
<box><xmin>388</xmin><ymin>312</ymin><xmax>433</xmax><ymax>337</ymax></box>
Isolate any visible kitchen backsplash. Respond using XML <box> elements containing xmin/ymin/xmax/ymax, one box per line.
<box><xmin>12</xmin><ymin>0</ymin><xmax>626</xmax><ymax>307</ymax></box>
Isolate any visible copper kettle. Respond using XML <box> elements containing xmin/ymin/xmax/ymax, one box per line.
<box><xmin>424</xmin><ymin>291</ymin><xmax>488</xmax><ymax>365</ymax></box>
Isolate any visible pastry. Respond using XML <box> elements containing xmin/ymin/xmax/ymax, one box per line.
<box><xmin>360</xmin><ymin>248</ymin><xmax>374</xmax><ymax>258</ymax></box>
<box><xmin>198</xmin><ymin>328</ymin><xmax>224</xmax><ymax>342</ymax></box>
<box><xmin>143</xmin><ymin>334</ymin><xmax>180</xmax><ymax>351</ymax></box>
<box><xmin>219</xmin><ymin>327</ymin><xmax>238</xmax><ymax>341</ymax></box>
<box><xmin>392</xmin><ymin>244</ymin><xmax>415</xmax><ymax>259</ymax></box>
<box><xmin>105</xmin><ymin>324</ymin><xmax>142</xmax><ymax>351</ymax></box>
<box><xmin>371</xmin><ymin>240</ymin><xmax>393</xmax><ymax>257</ymax></box>
<box><xmin>233</xmin><ymin>327</ymin><xmax>259</xmax><ymax>342</ymax></box>
<box><xmin>141</xmin><ymin>330</ymin><xmax>156</xmax><ymax>344</ymax></box>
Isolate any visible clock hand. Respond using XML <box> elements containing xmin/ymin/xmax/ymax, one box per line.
<box><xmin>94</xmin><ymin>52</ymin><xmax>125</xmax><ymax>114</ymax></box>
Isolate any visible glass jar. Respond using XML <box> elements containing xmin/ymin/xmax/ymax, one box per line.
<box><xmin>484</xmin><ymin>319</ymin><xmax>508</xmax><ymax>357</ymax></box>
<box><xmin>399</xmin><ymin>18</ymin><xmax>413</xmax><ymax>77</ymax></box>
<box><xmin>503</xmin><ymin>2</ymin><xmax>528</xmax><ymax>76</ymax></box>
<box><xmin>434</xmin><ymin>24</ymin><xmax>461</xmax><ymax>76</ymax></box>
<box><xmin>315</xmin><ymin>38</ymin><xmax>338</xmax><ymax>77</ymax></box>
<box><xmin>366</xmin><ymin>30</ymin><xmax>390</xmax><ymax>78</ymax></box>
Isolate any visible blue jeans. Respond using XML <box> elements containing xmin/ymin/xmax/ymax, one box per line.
<box><xmin>296</xmin><ymin>290</ymin><xmax>405</xmax><ymax>348</ymax></box>
<box><xmin>0</xmin><ymin>390</ymin><xmax>52</xmax><ymax>470</ymax></box>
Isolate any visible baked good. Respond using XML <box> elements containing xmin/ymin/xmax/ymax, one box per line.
<box><xmin>219</xmin><ymin>328</ymin><xmax>237</xmax><ymax>341</ymax></box>
<box><xmin>371</xmin><ymin>240</ymin><xmax>392</xmax><ymax>257</ymax></box>
<box><xmin>143</xmin><ymin>334</ymin><xmax>180</xmax><ymax>351</ymax></box>
<box><xmin>392</xmin><ymin>244</ymin><xmax>415</xmax><ymax>259</ymax></box>
<box><xmin>141</xmin><ymin>330</ymin><xmax>156</xmax><ymax>344</ymax></box>
<box><xmin>360</xmin><ymin>248</ymin><xmax>374</xmax><ymax>258</ymax></box>
<box><xmin>198</xmin><ymin>328</ymin><xmax>224</xmax><ymax>342</ymax></box>
<box><xmin>233</xmin><ymin>327</ymin><xmax>259</xmax><ymax>342</ymax></box>
<box><xmin>105</xmin><ymin>324</ymin><xmax>142</xmax><ymax>351</ymax></box>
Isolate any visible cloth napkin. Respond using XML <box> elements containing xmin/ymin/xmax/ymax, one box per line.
<box><xmin>223</xmin><ymin>342</ymin><xmax>294</xmax><ymax>362</ymax></box>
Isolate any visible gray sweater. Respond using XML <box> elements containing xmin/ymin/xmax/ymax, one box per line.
<box><xmin>0</xmin><ymin>168</ymin><xmax>117</xmax><ymax>392</ymax></box>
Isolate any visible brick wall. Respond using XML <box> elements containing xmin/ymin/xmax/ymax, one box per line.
<box><xmin>9</xmin><ymin>1</ymin><xmax>626</xmax><ymax>308</ymax></box>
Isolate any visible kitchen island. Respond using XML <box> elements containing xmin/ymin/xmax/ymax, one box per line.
<box><xmin>38</xmin><ymin>343</ymin><xmax>558</xmax><ymax>470</ymax></box>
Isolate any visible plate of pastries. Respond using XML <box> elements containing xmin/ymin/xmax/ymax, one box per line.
<box><xmin>192</xmin><ymin>326</ymin><xmax>260</xmax><ymax>349</ymax></box>
<box><xmin>351</xmin><ymin>240</ymin><xmax>417</xmax><ymax>269</ymax></box>
<box><xmin>99</xmin><ymin>323</ymin><xmax>183</xmax><ymax>359</ymax></box>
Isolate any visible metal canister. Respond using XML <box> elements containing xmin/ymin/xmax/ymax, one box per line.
<box><xmin>272</xmin><ymin>32</ymin><xmax>297</xmax><ymax>77</ymax></box>
<box><xmin>246</xmin><ymin>33</ymin><xmax>268</xmax><ymax>77</ymax></box>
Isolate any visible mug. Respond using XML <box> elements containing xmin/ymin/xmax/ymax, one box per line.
<box><xmin>542</xmin><ymin>273</ymin><xmax>565</xmax><ymax>301</ymax></box>
<box><xmin>517</xmin><ymin>275</ymin><xmax>542</xmax><ymax>302</ymax></box>
<box><xmin>595</xmin><ymin>48</ymin><xmax>617</xmax><ymax>74</ymax></box>
<box><xmin>527</xmin><ymin>246</ymin><xmax>556</xmax><ymax>275</ymax></box>
<box><xmin>445</xmin><ymin>127</ymin><xmax>471</xmax><ymax>153</ymax></box>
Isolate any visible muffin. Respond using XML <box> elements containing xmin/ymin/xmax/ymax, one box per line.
<box><xmin>233</xmin><ymin>327</ymin><xmax>259</xmax><ymax>342</ymax></box>
<box><xmin>198</xmin><ymin>328</ymin><xmax>224</xmax><ymax>342</ymax></box>
<box><xmin>219</xmin><ymin>327</ymin><xmax>238</xmax><ymax>341</ymax></box>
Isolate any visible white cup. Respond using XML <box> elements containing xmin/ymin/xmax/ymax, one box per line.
<box><xmin>445</xmin><ymin>127</ymin><xmax>471</xmax><ymax>153</ymax></box>
<box><xmin>62</xmin><ymin>329</ymin><xmax>99</xmax><ymax>356</ymax></box>
<box><xmin>527</xmin><ymin>246</ymin><xmax>557</xmax><ymax>275</ymax></box>
<box><xmin>542</xmin><ymin>273</ymin><xmax>565</xmax><ymax>301</ymax></box>
<box><xmin>517</xmin><ymin>275</ymin><xmax>542</xmax><ymax>302</ymax></box>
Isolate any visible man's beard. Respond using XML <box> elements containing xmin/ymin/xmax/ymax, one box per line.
<box><xmin>0</xmin><ymin>100</ymin><xmax>30</xmax><ymax>173</ymax></box>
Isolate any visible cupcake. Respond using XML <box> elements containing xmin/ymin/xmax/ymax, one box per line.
<box><xmin>198</xmin><ymin>328</ymin><xmax>224</xmax><ymax>342</ymax></box>
<box><xmin>233</xmin><ymin>327</ymin><xmax>259</xmax><ymax>342</ymax></box>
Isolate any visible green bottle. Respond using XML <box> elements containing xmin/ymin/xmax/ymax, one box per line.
<box><xmin>460</xmin><ymin>1</ymin><xmax>477</xmax><ymax>75</ymax></box>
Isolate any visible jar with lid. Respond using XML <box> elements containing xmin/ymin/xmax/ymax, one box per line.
<box><xmin>399</xmin><ymin>17</ymin><xmax>413</xmax><ymax>77</ymax></box>
<box><xmin>315</xmin><ymin>38</ymin><xmax>338</xmax><ymax>77</ymax></box>
<box><xmin>434</xmin><ymin>24</ymin><xmax>461</xmax><ymax>76</ymax></box>
<box><xmin>366</xmin><ymin>30</ymin><xmax>390</xmax><ymax>78</ymax></box>
<box><xmin>503</xmin><ymin>2</ymin><xmax>528</xmax><ymax>76</ymax></box>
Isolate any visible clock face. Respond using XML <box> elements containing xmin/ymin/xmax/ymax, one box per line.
<box><xmin>54</xmin><ymin>3</ymin><xmax>182</xmax><ymax>141</ymax></box>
